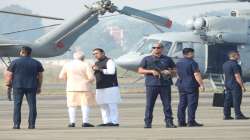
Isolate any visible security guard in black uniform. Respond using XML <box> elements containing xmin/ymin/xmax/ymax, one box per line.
<box><xmin>138</xmin><ymin>43</ymin><xmax>176</xmax><ymax>128</ymax></box>
<box><xmin>176</xmin><ymin>48</ymin><xmax>204</xmax><ymax>127</ymax></box>
<box><xmin>223</xmin><ymin>50</ymin><xmax>249</xmax><ymax>120</ymax></box>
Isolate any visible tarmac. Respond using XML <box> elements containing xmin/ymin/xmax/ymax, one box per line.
<box><xmin>1</xmin><ymin>92</ymin><xmax>250</xmax><ymax>140</ymax></box>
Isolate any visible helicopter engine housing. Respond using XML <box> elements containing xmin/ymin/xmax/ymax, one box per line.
<box><xmin>186</xmin><ymin>16</ymin><xmax>250</xmax><ymax>44</ymax></box>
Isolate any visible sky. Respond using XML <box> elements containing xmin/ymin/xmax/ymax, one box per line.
<box><xmin>0</xmin><ymin>0</ymin><xmax>250</xmax><ymax>24</ymax></box>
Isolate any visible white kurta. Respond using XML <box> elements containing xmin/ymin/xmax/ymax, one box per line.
<box><xmin>95</xmin><ymin>59</ymin><xmax>121</xmax><ymax>105</ymax></box>
<box><xmin>59</xmin><ymin>60</ymin><xmax>96</xmax><ymax>107</ymax></box>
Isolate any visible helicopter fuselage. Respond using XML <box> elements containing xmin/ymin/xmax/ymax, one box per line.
<box><xmin>116</xmin><ymin>31</ymin><xmax>250</xmax><ymax>82</ymax></box>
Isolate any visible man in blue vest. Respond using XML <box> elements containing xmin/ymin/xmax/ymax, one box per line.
<box><xmin>223</xmin><ymin>50</ymin><xmax>249</xmax><ymax>120</ymax></box>
<box><xmin>176</xmin><ymin>48</ymin><xmax>204</xmax><ymax>127</ymax></box>
<box><xmin>138</xmin><ymin>43</ymin><xmax>176</xmax><ymax>128</ymax></box>
<box><xmin>5</xmin><ymin>46</ymin><xmax>44</xmax><ymax>129</ymax></box>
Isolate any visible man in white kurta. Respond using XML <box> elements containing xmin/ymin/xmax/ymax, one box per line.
<box><xmin>92</xmin><ymin>48</ymin><xmax>121</xmax><ymax>127</ymax></box>
<box><xmin>59</xmin><ymin>52</ymin><xmax>96</xmax><ymax>128</ymax></box>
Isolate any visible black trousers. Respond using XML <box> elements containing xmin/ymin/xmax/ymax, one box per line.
<box><xmin>144</xmin><ymin>86</ymin><xmax>173</xmax><ymax>125</ymax></box>
<box><xmin>13</xmin><ymin>88</ymin><xmax>37</xmax><ymax>126</ymax></box>
<box><xmin>224</xmin><ymin>89</ymin><xmax>243</xmax><ymax>117</ymax></box>
<box><xmin>177</xmin><ymin>90</ymin><xmax>199</xmax><ymax>124</ymax></box>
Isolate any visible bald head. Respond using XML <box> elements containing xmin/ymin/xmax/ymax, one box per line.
<box><xmin>153</xmin><ymin>43</ymin><xmax>163</xmax><ymax>48</ymax></box>
<box><xmin>152</xmin><ymin>43</ymin><xmax>164</xmax><ymax>56</ymax></box>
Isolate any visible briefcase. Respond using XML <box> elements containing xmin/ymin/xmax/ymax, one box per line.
<box><xmin>212</xmin><ymin>93</ymin><xmax>225</xmax><ymax>107</ymax></box>
<box><xmin>212</xmin><ymin>92</ymin><xmax>233</xmax><ymax>108</ymax></box>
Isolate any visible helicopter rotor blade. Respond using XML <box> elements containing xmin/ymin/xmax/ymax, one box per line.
<box><xmin>147</xmin><ymin>0</ymin><xmax>248</xmax><ymax>12</ymax></box>
<box><xmin>0</xmin><ymin>24</ymin><xmax>61</xmax><ymax>35</ymax></box>
<box><xmin>0</xmin><ymin>10</ymin><xmax>64</xmax><ymax>20</ymax></box>
<box><xmin>100</xmin><ymin>0</ymin><xmax>248</xmax><ymax>20</ymax></box>
<box><xmin>117</xmin><ymin>6</ymin><xmax>172</xmax><ymax>28</ymax></box>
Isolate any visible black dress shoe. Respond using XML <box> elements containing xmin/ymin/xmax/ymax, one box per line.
<box><xmin>144</xmin><ymin>124</ymin><xmax>152</xmax><ymax>128</ymax></box>
<box><xmin>178</xmin><ymin>122</ymin><xmax>187</xmax><ymax>127</ymax></box>
<box><xmin>68</xmin><ymin>123</ymin><xmax>75</xmax><ymax>127</ymax></box>
<box><xmin>82</xmin><ymin>123</ymin><xmax>95</xmax><ymax>127</ymax></box>
<box><xmin>28</xmin><ymin>125</ymin><xmax>35</xmax><ymax>129</ymax></box>
<box><xmin>166</xmin><ymin>120</ymin><xmax>177</xmax><ymax>128</ymax></box>
<box><xmin>97</xmin><ymin>123</ymin><xmax>113</xmax><ymax>127</ymax></box>
<box><xmin>111</xmin><ymin>123</ymin><xmax>120</xmax><ymax>127</ymax></box>
<box><xmin>13</xmin><ymin>125</ymin><xmax>20</xmax><ymax>129</ymax></box>
<box><xmin>235</xmin><ymin>115</ymin><xmax>250</xmax><ymax>120</ymax></box>
<box><xmin>188</xmin><ymin>121</ymin><xmax>203</xmax><ymax>127</ymax></box>
<box><xmin>224</xmin><ymin>116</ymin><xmax>234</xmax><ymax>120</ymax></box>
<box><xmin>166</xmin><ymin>123</ymin><xmax>177</xmax><ymax>128</ymax></box>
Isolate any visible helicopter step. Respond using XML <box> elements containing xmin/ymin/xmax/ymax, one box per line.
<box><xmin>209</xmin><ymin>73</ymin><xmax>225</xmax><ymax>90</ymax></box>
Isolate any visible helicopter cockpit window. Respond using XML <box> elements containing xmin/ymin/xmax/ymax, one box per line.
<box><xmin>170</xmin><ymin>42</ymin><xmax>202</xmax><ymax>58</ymax></box>
<box><xmin>173</xmin><ymin>42</ymin><xmax>194</xmax><ymax>53</ymax></box>
<box><xmin>136</xmin><ymin>39</ymin><xmax>172</xmax><ymax>55</ymax></box>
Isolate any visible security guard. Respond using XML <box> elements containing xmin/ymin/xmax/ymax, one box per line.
<box><xmin>5</xmin><ymin>47</ymin><xmax>44</xmax><ymax>129</ymax></box>
<box><xmin>176</xmin><ymin>48</ymin><xmax>204</xmax><ymax>127</ymax></box>
<box><xmin>138</xmin><ymin>43</ymin><xmax>176</xmax><ymax>128</ymax></box>
<box><xmin>223</xmin><ymin>50</ymin><xmax>249</xmax><ymax>120</ymax></box>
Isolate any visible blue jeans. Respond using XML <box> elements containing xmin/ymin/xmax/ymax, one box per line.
<box><xmin>224</xmin><ymin>89</ymin><xmax>243</xmax><ymax>117</ymax></box>
<box><xmin>144</xmin><ymin>86</ymin><xmax>173</xmax><ymax>125</ymax></box>
<box><xmin>177</xmin><ymin>90</ymin><xmax>199</xmax><ymax>124</ymax></box>
<box><xmin>13</xmin><ymin>88</ymin><xmax>37</xmax><ymax>126</ymax></box>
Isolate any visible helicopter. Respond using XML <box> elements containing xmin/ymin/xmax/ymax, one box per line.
<box><xmin>115</xmin><ymin>0</ymin><xmax>250</xmax><ymax>90</ymax></box>
<box><xmin>0</xmin><ymin>0</ymin><xmax>172</xmax><ymax>66</ymax></box>
<box><xmin>0</xmin><ymin>0</ymin><xmax>249</xmax><ymax>91</ymax></box>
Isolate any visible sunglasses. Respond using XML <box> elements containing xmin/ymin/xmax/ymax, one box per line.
<box><xmin>92</xmin><ymin>53</ymin><xmax>99</xmax><ymax>55</ymax></box>
<box><xmin>152</xmin><ymin>47</ymin><xmax>162</xmax><ymax>49</ymax></box>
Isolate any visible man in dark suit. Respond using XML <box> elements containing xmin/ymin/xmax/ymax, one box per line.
<box><xmin>223</xmin><ymin>50</ymin><xmax>249</xmax><ymax>120</ymax></box>
<box><xmin>5</xmin><ymin>46</ymin><xmax>44</xmax><ymax>129</ymax></box>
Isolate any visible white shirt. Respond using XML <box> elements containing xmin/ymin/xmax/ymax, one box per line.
<box><xmin>102</xmin><ymin>59</ymin><xmax>116</xmax><ymax>75</ymax></box>
<box><xmin>95</xmin><ymin>59</ymin><xmax>121</xmax><ymax>104</ymax></box>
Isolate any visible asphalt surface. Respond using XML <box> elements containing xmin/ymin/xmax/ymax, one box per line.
<box><xmin>1</xmin><ymin>93</ymin><xmax>250</xmax><ymax>140</ymax></box>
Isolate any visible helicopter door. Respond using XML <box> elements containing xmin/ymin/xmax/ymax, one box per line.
<box><xmin>206</xmin><ymin>44</ymin><xmax>237</xmax><ymax>74</ymax></box>
<box><xmin>169</xmin><ymin>41</ymin><xmax>206</xmax><ymax>74</ymax></box>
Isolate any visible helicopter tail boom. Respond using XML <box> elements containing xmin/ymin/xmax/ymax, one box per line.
<box><xmin>31</xmin><ymin>6</ymin><xmax>99</xmax><ymax>57</ymax></box>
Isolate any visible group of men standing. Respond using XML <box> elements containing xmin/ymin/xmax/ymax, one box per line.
<box><xmin>5</xmin><ymin>47</ymin><xmax>121</xmax><ymax>129</ymax></box>
<box><xmin>138</xmin><ymin>43</ymin><xmax>248</xmax><ymax>128</ymax></box>
<box><xmin>59</xmin><ymin>48</ymin><xmax>121</xmax><ymax>128</ymax></box>
<box><xmin>138</xmin><ymin>43</ymin><xmax>204</xmax><ymax>128</ymax></box>
<box><xmin>4</xmin><ymin>43</ymin><xmax>249</xmax><ymax>129</ymax></box>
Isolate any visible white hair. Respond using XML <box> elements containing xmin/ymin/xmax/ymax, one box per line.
<box><xmin>73</xmin><ymin>51</ymin><xmax>85</xmax><ymax>60</ymax></box>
